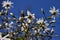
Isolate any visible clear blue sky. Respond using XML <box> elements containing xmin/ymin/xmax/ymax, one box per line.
<box><xmin>0</xmin><ymin>0</ymin><xmax>60</xmax><ymax>40</ymax></box>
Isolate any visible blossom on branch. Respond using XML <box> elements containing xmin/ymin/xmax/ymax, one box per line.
<box><xmin>2</xmin><ymin>0</ymin><xmax>13</xmax><ymax>9</ymax></box>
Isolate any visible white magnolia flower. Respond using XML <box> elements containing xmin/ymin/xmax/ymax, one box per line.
<box><xmin>36</xmin><ymin>18</ymin><xmax>44</xmax><ymax>24</ymax></box>
<box><xmin>27</xmin><ymin>10</ymin><xmax>35</xmax><ymax>19</ymax></box>
<box><xmin>0</xmin><ymin>32</ymin><xmax>10</xmax><ymax>40</ymax></box>
<box><xmin>2</xmin><ymin>0</ymin><xmax>13</xmax><ymax>9</ymax></box>
<box><xmin>49</xmin><ymin>6</ymin><xmax>60</xmax><ymax>16</ymax></box>
<box><xmin>25</xmin><ymin>10</ymin><xmax>35</xmax><ymax>23</ymax></box>
<box><xmin>36</xmin><ymin>18</ymin><xmax>49</xmax><ymax>27</ymax></box>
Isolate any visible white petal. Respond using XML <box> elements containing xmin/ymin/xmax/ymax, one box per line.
<box><xmin>27</xmin><ymin>10</ymin><xmax>31</xmax><ymax>15</ymax></box>
<box><xmin>53</xmin><ymin>6</ymin><xmax>56</xmax><ymax>10</ymax></box>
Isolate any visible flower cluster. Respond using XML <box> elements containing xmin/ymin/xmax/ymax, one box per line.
<box><xmin>0</xmin><ymin>0</ymin><xmax>59</xmax><ymax>40</ymax></box>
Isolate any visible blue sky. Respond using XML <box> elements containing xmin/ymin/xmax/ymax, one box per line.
<box><xmin>0</xmin><ymin>0</ymin><xmax>60</xmax><ymax>40</ymax></box>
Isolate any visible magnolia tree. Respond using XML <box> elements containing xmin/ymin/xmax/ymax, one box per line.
<box><xmin>0</xmin><ymin>0</ymin><xmax>59</xmax><ymax>40</ymax></box>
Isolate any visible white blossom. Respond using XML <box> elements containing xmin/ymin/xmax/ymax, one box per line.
<box><xmin>36</xmin><ymin>18</ymin><xmax>49</xmax><ymax>27</ymax></box>
<box><xmin>49</xmin><ymin>6</ymin><xmax>60</xmax><ymax>16</ymax></box>
<box><xmin>36</xmin><ymin>18</ymin><xmax>44</xmax><ymax>24</ymax></box>
<box><xmin>2</xmin><ymin>0</ymin><xmax>13</xmax><ymax>9</ymax></box>
<box><xmin>27</xmin><ymin>10</ymin><xmax>35</xmax><ymax>19</ymax></box>
<box><xmin>25</xmin><ymin>10</ymin><xmax>35</xmax><ymax>23</ymax></box>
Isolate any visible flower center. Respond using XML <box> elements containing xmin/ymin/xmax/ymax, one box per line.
<box><xmin>28</xmin><ymin>15</ymin><xmax>32</xmax><ymax>19</ymax></box>
<box><xmin>52</xmin><ymin>12</ymin><xmax>56</xmax><ymax>16</ymax></box>
<box><xmin>6</xmin><ymin>4</ymin><xmax>10</xmax><ymax>7</ymax></box>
